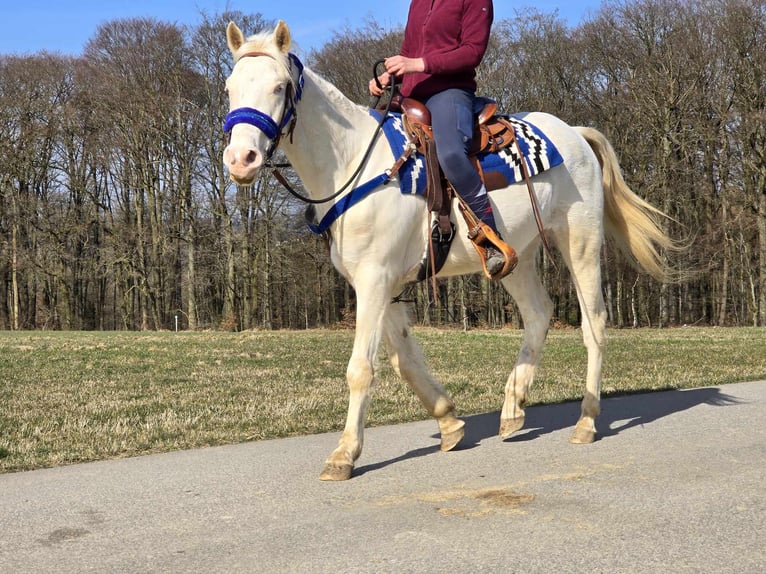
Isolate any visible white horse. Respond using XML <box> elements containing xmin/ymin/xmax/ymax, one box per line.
<box><xmin>223</xmin><ymin>21</ymin><xmax>675</xmax><ymax>481</ymax></box>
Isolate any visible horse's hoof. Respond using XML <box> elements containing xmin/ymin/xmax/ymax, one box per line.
<box><xmin>570</xmin><ymin>427</ymin><xmax>596</xmax><ymax>444</ymax></box>
<box><xmin>319</xmin><ymin>463</ymin><xmax>353</xmax><ymax>481</ymax></box>
<box><xmin>499</xmin><ymin>416</ymin><xmax>525</xmax><ymax>438</ymax></box>
<box><xmin>440</xmin><ymin>424</ymin><xmax>465</xmax><ymax>452</ymax></box>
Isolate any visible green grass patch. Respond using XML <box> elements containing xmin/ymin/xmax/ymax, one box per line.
<box><xmin>1</xmin><ymin>327</ymin><xmax>764</xmax><ymax>473</ymax></box>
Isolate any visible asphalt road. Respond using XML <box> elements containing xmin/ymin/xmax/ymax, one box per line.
<box><xmin>2</xmin><ymin>381</ymin><xmax>765</xmax><ymax>574</ymax></box>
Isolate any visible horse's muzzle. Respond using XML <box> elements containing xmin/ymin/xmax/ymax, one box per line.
<box><xmin>224</xmin><ymin>144</ymin><xmax>263</xmax><ymax>185</ymax></box>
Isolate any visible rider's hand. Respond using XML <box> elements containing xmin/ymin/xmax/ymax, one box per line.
<box><xmin>368</xmin><ymin>72</ymin><xmax>391</xmax><ymax>96</ymax></box>
<box><xmin>384</xmin><ymin>55</ymin><xmax>425</xmax><ymax>77</ymax></box>
<box><xmin>368</xmin><ymin>54</ymin><xmax>426</xmax><ymax>96</ymax></box>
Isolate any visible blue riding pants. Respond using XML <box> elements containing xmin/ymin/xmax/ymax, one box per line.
<box><xmin>425</xmin><ymin>88</ymin><xmax>496</xmax><ymax>230</ymax></box>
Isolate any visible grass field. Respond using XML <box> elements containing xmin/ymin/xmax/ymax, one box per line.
<box><xmin>1</xmin><ymin>327</ymin><xmax>764</xmax><ymax>473</ymax></box>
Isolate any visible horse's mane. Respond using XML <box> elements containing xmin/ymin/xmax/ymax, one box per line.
<box><xmin>304</xmin><ymin>69</ymin><xmax>363</xmax><ymax>113</ymax></box>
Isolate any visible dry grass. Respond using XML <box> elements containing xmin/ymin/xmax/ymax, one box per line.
<box><xmin>1</xmin><ymin>327</ymin><xmax>764</xmax><ymax>473</ymax></box>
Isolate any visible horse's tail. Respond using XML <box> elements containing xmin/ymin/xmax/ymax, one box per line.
<box><xmin>575</xmin><ymin>126</ymin><xmax>679</xmax><ymax>283</ymax></box>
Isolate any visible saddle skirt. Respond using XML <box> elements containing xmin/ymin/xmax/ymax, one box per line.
<box><xmin>368</xmin><ymin>108</ymin><xmax>564</xmax><ymax>196</ymax></box>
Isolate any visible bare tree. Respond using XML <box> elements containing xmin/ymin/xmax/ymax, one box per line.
<box><xmin>1</xmin><ymin>2</ymin><xmax>764</xmax><ymax>330</ymax></box>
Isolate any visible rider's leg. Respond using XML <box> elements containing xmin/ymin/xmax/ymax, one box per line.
<box><xmin>426</xmin><ymin>88</ymin><xmax>507</xmax><ymax>276</ymax></box>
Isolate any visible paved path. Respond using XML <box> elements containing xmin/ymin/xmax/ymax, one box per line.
<box><xmin>2</xmin><ymin>381</ymin><xmax>765</xmax><ymax>573</ymax></box>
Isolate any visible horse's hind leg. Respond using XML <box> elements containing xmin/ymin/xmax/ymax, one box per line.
<box><xmin>383</xmin><ymin>302</ymin><xmax>465</xmax><ymax>452</ymax></box>
<box><xmin>556</xmin><ymin>226</ymin><xmax>607</xmax><ymax>444</ymax></box>
<box><xmin>499</xmin><ymin>254</ymin><xmax>554</xmax><ymax>438</ymax></box>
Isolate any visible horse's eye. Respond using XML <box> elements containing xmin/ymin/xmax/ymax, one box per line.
<box><xmin>274</xmin><ymin>82</ymin><xmax>286</xmax><ymax>95</ymax></box>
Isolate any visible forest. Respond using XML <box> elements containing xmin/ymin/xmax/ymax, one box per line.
<box><xmin>0</xmin><ymin>0</ymin><xmax>764</xmax><ymax>331</ymax></box>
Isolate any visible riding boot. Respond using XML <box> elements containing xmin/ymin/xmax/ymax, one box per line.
<box><xmin>468</xmin><ymin>224</ymin><xmax>517</xmax><ymax>280</ymax></box>
<box><xmin>462</xmin><ymin>185</ymin><xmax>517</xmax><ymax>279</ymax></box>
<box><xmin>485</xmin><ymin>245</ymin><xmax>506</xmax><ymax>277</ymax></box>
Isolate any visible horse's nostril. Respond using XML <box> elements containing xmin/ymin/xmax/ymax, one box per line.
<box><xmin>245</xmin><ymin>150</ymin><xmax>258</xmax><ymax>165</ymax></box>
<box><xmin>224</xmin><ymin>147</ymin><xmax>237</xmax><ymax>167</ymax></box>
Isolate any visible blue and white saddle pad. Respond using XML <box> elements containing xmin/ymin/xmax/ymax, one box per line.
<box><xmin>368</xmin><ymin>109</ymin><xmax>564</xmax><ymax>196</ymax></box>
<box><xmin>305</xmin><ymin>110</ymin><xmax>565</xmax><ymax>235</ymax></box>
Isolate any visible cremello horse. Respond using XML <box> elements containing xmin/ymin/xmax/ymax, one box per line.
<box><xmin>223</xmin><ymin>21</ymin><xmax>675</xmax><ymax>480</ymax></box>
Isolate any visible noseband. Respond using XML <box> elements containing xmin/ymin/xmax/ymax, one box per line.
<box><xmin>223</xmin><ymin>51</ymin><xmax>305</xmax><ymax>161</ymax></box>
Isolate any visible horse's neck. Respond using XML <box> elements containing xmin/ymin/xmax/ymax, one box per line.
<box><xmin>281</xmin><ymin>69</ymin><xmax>378</xmax><ymax>198</ymax></box>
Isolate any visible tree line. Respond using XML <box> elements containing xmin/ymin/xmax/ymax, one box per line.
<box><xmin>1</xmin><ymin>0</ymin><xmax>764</xmax><ymax>331</ymax></box>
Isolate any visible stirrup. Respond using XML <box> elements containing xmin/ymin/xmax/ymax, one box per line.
<box><xmin>416</xmin><ymin>220</ymin><xmax>456</xmax><ymax>282</ymax></box>
<box><xmin>467</xmin><ymin>222</ymin><xmax>518</xmax><ymax>280</ymax></box>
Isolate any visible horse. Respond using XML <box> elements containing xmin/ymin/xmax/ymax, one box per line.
<box><xmin>222</xmin><ymin>21</ymin><xmax>676</xmax><ymax>481</ymax></box>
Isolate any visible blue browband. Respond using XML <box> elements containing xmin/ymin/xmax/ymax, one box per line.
<box><xmin>223</xmin><ymin>52</ymin><xmax>305</xmax><ymax>155</ymax></box>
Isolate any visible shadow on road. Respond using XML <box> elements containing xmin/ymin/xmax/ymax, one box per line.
<box><xmin>354</xmin><ymin>386</ymin><xmax>744</xmax><ymax>477</ymax></box>
<box><xmin>596</xmin><ymin>386</ymin><xmax>743</xmax><ymax>437</ymax></box>
<box><xmin>506</xmin><ymin>386</ymin><xmax>743</xmax><ymax>442</ymax></box>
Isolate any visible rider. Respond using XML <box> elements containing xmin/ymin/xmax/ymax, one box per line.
<box><xmin>369</xmin><ymin>0</ymin><xmax>513</xmax><ymax>278</ymax></box>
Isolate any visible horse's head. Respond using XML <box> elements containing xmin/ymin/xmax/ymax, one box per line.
<box><xmin>223</xmin><ymin>21</ymin><xmax>304</xmax><ymax>185</ymax></box>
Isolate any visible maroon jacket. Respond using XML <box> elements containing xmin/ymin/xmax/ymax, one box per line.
<box><xmin>399</xmin><ymin>0</ymin><xmax>494</xmax><ymax>101</ymax></box>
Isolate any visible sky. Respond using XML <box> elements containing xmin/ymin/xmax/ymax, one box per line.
<box><xmin>0</xmin><ymin>1</ymin><xmax>604</xmax><ymax>57</ymax></box>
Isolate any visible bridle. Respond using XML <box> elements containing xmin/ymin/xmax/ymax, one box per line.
<box><xmin>223</xmin><ymin>53</ymin><xmax>397</xmax><ymax>206</ymax></box>
<box><xmin>223</xmin><ymin>50</ymin><xmax>304</xmax><ymax>163</ymax></box>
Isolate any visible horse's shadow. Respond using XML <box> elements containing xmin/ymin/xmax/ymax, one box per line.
<box><xmin>502</xmin><ymin>386</ymin><xmax>743</xmax><ymax>442</ymax></box>
<box><xmin>353</xmin><ymin>386</ymin><xmax>744</xmax><ymax>477</ymax></box>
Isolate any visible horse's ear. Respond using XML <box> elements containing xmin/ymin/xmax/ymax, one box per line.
<box><xmin>274</xmin><ymin>20</ymin><xmax>292</xmax><ymax>53</ymax></box>
<box><xmin>227</xmin><ymin>21</ymin><xmax>245</xmax><ymax>55</ymax></box>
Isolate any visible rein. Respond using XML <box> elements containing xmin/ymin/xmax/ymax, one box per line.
<box><xmin>270</xmin><ymin>102</ymin><xmax>391</xmax><ymax>206</ymax></box>
<box><xmin>270</xmin><ymin>83</ymin><xmax>399</xmax><ymax>206</ymax></box>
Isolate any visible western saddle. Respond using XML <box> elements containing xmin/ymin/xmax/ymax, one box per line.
<box><xmin>391</xmin><ymin>96</ymin><xmax>519</xmax><ymax>281</ymax></box>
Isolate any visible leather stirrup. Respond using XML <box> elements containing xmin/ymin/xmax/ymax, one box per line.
<box><xmin>458</xmin><ymin>200</ymin><xmax>518</xmax><ymax>281</ymax></box>
<box><xmin>468</xmin><ymin>223</ymin><xmax>518</xmax><ymax>280</ymax></box>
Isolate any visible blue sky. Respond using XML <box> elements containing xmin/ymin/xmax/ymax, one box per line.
<box><xmin>0</xmin><ymin>1</ymin><xmax>604</xmax><ymax>56</ymax></box>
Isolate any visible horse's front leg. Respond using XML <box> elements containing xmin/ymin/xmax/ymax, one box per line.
<box><xmin>319</xmin><ymin>279</ymin><xmax>388</xmax><ymax>481</ymax></box>
<box><xmin>318</xmin><ymin>354</ymin><xmax>374</xmax><ymax>481</ymax></box>
<box><xmin>383</xmin><ymin>302</ymin><xmax>465</xmax><ymax>451</ymax></box>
